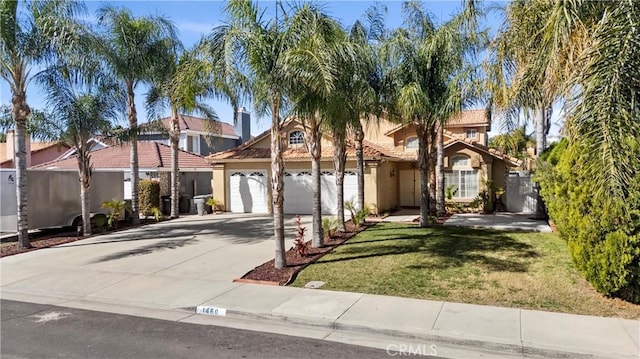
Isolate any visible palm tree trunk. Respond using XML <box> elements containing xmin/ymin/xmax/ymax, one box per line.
<box><xmin>12</xmin><ymin>92</ymin><xmax>30</xmax><ymax>249</ymax></box>
<box><xmin>354</xmin><ymin>122</ymin><xmax>365</xmax><ymax>211</ymax></box>
<box><xmin>170</xmin><ymin>106</ymin><xmax>180</xmax><ymax>218</ymax></box>
<box><xmin>333</xmin><ymin>130</ymin><xmax>346</xmax><ymax>232</ymax></box>
<box><xmin>77</xmin><ymin>147</ymin><xmax>92</xmax><ymax>236</ymax></box>
<box><xmin>127</xmin><ymin>84</ymin><xmax>140</xmax><ymax>225</ymax></box>
<box><xmin>80</xmin><ymin>175</ymin><xmax>92</xmax><ymax>236</ymax></box>
<box><xmin>417</xmin><ymin>125</ymin><xmax>430</xmax><ymax>228</ymax></box>
<box><xmin>534</xmin><ymin>106</ymin><xmax>545</xmax><ymax>157</ymax></box>
<box><xmin>305</xmin><ymin>120</ymin><xmax>323</xmax><ymax>248</ymax></box>
<box><xmin>271</xmin><ymin>100</ymin><xmax>286</xmax><ymax>269</ymax></box>
<box><xmin>436</xmin><ymin>123</ymin><xmax>445</xmax><ymax>215</ymax></box>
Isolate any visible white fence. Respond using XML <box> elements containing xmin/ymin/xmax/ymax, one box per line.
<box><xmin>505</xmin><ymin>171</ymin><xmax>538</xmax><ymax>214</ymax></box>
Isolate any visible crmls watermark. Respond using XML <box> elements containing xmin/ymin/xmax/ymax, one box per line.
<box><xmin>386</xmin><ymin>344</ymin><xmax>438</xmax><ymax>357</ymax></box>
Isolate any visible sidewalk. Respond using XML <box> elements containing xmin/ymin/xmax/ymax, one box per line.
<box><xmin>2</xmin><ymin>277</ymin><xmax>637</xmax><ymax>359</ymax></box>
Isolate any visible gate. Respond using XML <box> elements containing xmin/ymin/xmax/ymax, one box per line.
<box><xmin>505</xmin><ymin>171</ymin><xmax>538</xmax><ymax>214</ymax></box>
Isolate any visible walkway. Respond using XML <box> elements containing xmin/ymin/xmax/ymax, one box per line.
<box><xmin>444</xmin><ymin>213</ymin><xmax>552</xmax><ymax>232</ymax></box>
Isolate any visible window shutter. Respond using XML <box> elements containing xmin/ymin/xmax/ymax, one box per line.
<box><xmin>443</xmin><ymin>156</ymin><xmax>449</xmax><ymax>168</ymax></box>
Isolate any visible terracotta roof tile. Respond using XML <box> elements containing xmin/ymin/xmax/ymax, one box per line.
<box><xmin>446</xmin><ymin>109</ymin><xmax>489</xmax><ymax>127</ymax></box>
<box><xmin>207</xmin><ymin>140</ymin><xmax>399</xmax><ymax>162</ymax></box>
<box><xmin>444</xmin><ymin>137</ymin><xmax>523</xmax><ymax>167</ymax></box>
<box><xmin>384</xmin><ymin>110</ymin><xmax>490</xmax><ymax>136</ymax></box>
<box><xmin>31</xmin><ymin>141</ymin><xmax>210</xmax><ymax>170</ymax></box>
<box><xmin>159</xmin><ymin>114</ymin><xmax>237</xmax><ymax>137</ymax></box>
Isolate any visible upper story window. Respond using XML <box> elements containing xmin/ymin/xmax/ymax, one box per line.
<box><xmin>465</xmin><ymin>129</ymin><xmax>477</xmax><ymax>139</ymax></box>
<box><xmin>289</xmin><ymin>130</ymin><xmax>305</xmax><ymax>145</ymax></box>
<box><xmin>405</xmin><ymin>136</ymin><xmax>418</xmax><ymax>150</ymax></box>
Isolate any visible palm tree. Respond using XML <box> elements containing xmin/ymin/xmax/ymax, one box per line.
<box><xmin>288</xmin><ymin>5</ymin><xmax>354</xmax><ymax>248</ymax></box>
<box><xmin>146</xmin><ymin>44</ymin><xmax>217</xmax><ymax>219</ymax></box>
<box><xmin>95</xmin><ymin>5</ymin><xmax>178</xmax><ymax>225</ymax></box>
<box><xmin>325</xmin><ymin>4</ymin><xmax>387</xmax><ymax>222</ymax></box>
<box><xmin>382</xmin><ymin>0</ymin><xmax>482</xmax><ymax>227</ymax></box>
<box><xmin>0</xmin><ymin>0</ymin><xmax>86</xmax><ymax>248</ymax></box>
<box><xmin>206</xmin><ymin>0</ymin><xmax>302</xmax><ymax>268</ymax></box>
<box><xmin>38</xmin><ymin>61</ymin><xmax>123</xmax><ymax>235</ymax></box>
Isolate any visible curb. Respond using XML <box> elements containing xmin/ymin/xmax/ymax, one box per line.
<box><xmin>213</xmin><ymin>307</ymin><xmax>630</xmax><ymax>359</ymax></box>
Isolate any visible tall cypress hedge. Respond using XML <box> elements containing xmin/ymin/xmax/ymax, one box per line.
<box><xmin>536</xmin><ymin>142</ymin><xmax>640</xmax><ymax>303</ymax></box>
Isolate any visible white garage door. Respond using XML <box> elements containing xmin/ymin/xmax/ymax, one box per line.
<box><xmin>284</xmin><ymin>170</ymin><xmax>357</xmax><ymax>215</ymax></box>
<box><xmin>229</xmin><ymin>171</ymin><xmax>268</xmax><ymax>213</ymax></box>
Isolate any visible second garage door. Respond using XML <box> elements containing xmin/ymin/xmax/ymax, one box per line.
<box><xmin>284</xmin><ymin>171</ymin><xmax>357</xmax><ymax>215</ymax></box>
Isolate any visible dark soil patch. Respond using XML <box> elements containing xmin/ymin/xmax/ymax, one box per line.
<box><xmin>0</xmin><ymin>218</ymin><xmax>170</xmax><ymax>258</ymax></box>
<box><xmin>241</xmin><ymin>221</ymin><xmax>372</xmax><ymax>286</ymax></box>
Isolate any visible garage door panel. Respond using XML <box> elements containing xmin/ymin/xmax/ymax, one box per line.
<box><xmin>229</xmin><ymin>171</ymin><xmax>268</xmax><ymax>213</ymax></box>
<box><xmin>284</xmin><ymin>170</ymin><xmax>357</xmax><ymax>215</ymax></box>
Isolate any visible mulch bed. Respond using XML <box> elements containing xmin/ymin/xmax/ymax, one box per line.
<box><xmin>239</xmin><ymin>221</ymin><xmax>374</xmax><ymax>286</ymax></box>
<box><xmin>241</xmin><ymin>212</ymin><xmax>453</xmax><ymax>286</ymax></box>
<box><xmin>0</xmin><ymin>219</ymin><xmax>168</xmax><ymax>258</ymax></box>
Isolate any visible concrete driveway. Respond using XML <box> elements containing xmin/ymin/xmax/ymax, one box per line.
<box><xmin>0</xmin><ymin>213</ymin><xmax>307</xmax><ymax>309</ymax></box>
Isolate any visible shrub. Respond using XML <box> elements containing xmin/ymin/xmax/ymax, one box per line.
<box><xmin>206</xmin><ymin>197</ymin><xmax>222</xmax><ymax>212</ymax></box>
<box><xmin>139</xmin><ymin>180</ymin><xmax>160</xmax><ymax>216</ymax></box>
<box><xmin>101</xmin><ymin>199</ymin><xmax>130</xmax><ymax>229</ymax></box>
<box><xmin>293</xmin><ymin>215</ymin><xmax>308</xmax><ymax>257</ymax></box>
<box><xmin>536</xmin><ymin>142</ymin><xmax>640</xmax><ymax>303</ymax></box>
<box><xmin>352</xmin><ymin>208</ymin><xmax>369</xmax><ymax>229</ymax></box>
<box><xmin>322</xmin><ymin>217</ymin><xmax>339</xmax><ymax>239</ymax></box>
<box><xmin>149</xmin><ymin>206</ymin><xmax>163</xmax><ymax>222</ymax></box>
<box><xmin>344</xmin><ymin>198</ymin><xmax>357</xmax><ymax>220</ymax></box>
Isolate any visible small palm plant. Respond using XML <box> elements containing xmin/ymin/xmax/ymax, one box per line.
<box><xmin>205</xmin><ymin>197</ymin><xmax>222</xmax><ymax>213</ymax></box>
<box><xmin>101</xmin><ymin>199</ymin><xmax>130</xmax><ymax>229</ymax></box>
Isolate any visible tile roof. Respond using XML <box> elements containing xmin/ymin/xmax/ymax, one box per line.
<box><xmin>384</xmin><ymin>110</ymin><xmax>490</xmax><ymax>136</ymax></box>
<box><xmin>31</xmin><ymin>141</ymin><xmax>211</xmax><ymax>170</ymax></box>
<box><xmin>207</xmin><ymin>140</ymin><xmax>397</xmax><ymax>162</ymax></box>
<box><xmin>444</xmin><ymin>136</ymin><xmax>523</xmax><ymax>167</ymax></box>
<box><xmin>158</xmin><ymin>114</ymin><xmax>238</xmax><ymax>137</ymax></box>
<box><xmin>446</xmin><ymin>109</ymin><xmax>489</xmax><ymax>127</ymax></box>
<box><xmin>0</xmin><ymin>141</ymin><xmax>63</xmax><ymax>162</ymax></box>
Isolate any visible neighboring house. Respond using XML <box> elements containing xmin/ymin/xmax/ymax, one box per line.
<box><xmin>33</xmin><ymin>141</ymin><xmax>213</xmax><ymax>213</ymax></box>
<box><xmin>206</xmin><ymin>110</ymin><xmax>521</xmax><ymax>215</ymax></box>
<box><xmin>140</xmin><ymin>109</ymin><xmax>252</xmax><ymax>156</ymax></box>
<box><xmin>0</xmin><ymin>130</ymin><xmax>71</xmax><ymax>169</ymax></box>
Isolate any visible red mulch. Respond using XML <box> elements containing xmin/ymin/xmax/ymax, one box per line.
<box><xmin>241</xmin><ymin>221</ymin><xmax>372</xmax><ymax>286</ymax></box>
<box><xmin>0</xmin><ymin>219</ymin><xmax>168</xmax><ymax>258</ymax></box>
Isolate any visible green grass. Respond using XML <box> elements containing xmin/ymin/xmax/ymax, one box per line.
<box><xmin>292</xmin><ymin>223</ymin><xmax>640</xmax><ymax>319</ymax></box>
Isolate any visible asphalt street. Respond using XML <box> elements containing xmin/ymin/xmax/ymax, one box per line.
<box><xmin>0</xmin><ymin>300</ymin><xmax>397</xmax><ymax>359</ymax></box>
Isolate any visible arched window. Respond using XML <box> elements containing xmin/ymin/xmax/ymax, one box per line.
<box><xmin>451</xmin><ymin>156</ymin><xmax>470</xmax><ymax>168</ymax></box>
<box><xmin>445</xmin><ymin>155</ymin><xmax>478</xmax><ymax>198</ymax></box>
<box><xmin>405</xmin><ymin>136</ymin><xmax>418</xmax><ymax>150</ymax></box>
<box><xmin>289</xmin><ymin>130</ymin><xmax>305</xmax><ymax>145</ymax></box>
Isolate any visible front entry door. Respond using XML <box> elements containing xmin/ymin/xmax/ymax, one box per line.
<box><xmin>399</xmin><ymin>169</ymin><xmax>420</xmax><ymax>207</ymax></box>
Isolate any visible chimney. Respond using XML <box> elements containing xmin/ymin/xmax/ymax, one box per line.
<box><xmin>6</xmin><ymin>130</ymin><xmax>31</xmax><ymax>168</ymax></box>
<box><xmin>235</xmin><ymin>107</ymin><xmax>251</xmax><ymax>145</ymax></box>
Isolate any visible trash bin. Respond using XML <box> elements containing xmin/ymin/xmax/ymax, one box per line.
<box><xmin>161</xmin><ymin>195</ymin><xmax>171</xmax><ymax>215</ymax></box>
<box><xmin>193</xmin><ymin>195</ymin><xmax>209</xmax><ymax>216</ymax></box>
<box><xmin>179</xmin><ymin>196</ymin><xmax>191</xmax><ymax>214</ymax></box>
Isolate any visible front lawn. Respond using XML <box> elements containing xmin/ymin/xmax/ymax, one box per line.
<box><xmin>291</xmin><ymin>223</ymin><xmax>640</xmax><ymax>319</ymax></box>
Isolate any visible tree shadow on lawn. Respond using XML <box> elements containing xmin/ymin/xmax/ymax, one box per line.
<box><xmin>318</xmin><ymin>225</ymin><xmax>540</xmax><ymax>273</ymax></box>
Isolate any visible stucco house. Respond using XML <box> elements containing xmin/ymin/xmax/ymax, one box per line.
<box><xmin>139</xmin><ymin>110</ymin><xmax>252</xmax><ymax>156</ymax></box>
<box><xmin>0</xmin><ymin>130</ymin><xmax>71</xmax><ymax>168</ymax></box>
<box><xmin>206</xmin><ymin>110</ymin><xmax>521</xmax><ymax>215</ymax></box>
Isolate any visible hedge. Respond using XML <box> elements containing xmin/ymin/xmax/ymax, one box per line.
<box><xmin>139</xmin><ymin>179</ymin><xmax>160</xmax><ymax>216</ymax></box>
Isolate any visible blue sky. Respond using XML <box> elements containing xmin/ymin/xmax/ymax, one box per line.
<box><xmin>1</xmin><ymin>1</ymin><xmax>561</xmax><ymax>139</ymax></box>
